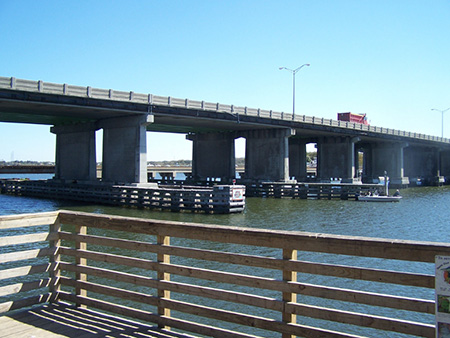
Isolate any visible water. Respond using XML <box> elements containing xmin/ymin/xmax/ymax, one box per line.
<box><xmin>2</xmin><ymin>174</ymin><xmax>450</xmax><ymax>337</ymax></box>
<box><xmin>2</xmin><ymin>174</ymin><xmax>449</xmax><ymax>243</ymax></box>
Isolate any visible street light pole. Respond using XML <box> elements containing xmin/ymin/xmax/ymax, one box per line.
<box><xmin>279</xmin><ymin>64</ymin><xmax>310</xmax><ymax>115</ymax></box>
<box><xmin>431</xmin><ymin>107</ymin><xmax>450</xmax><ymax>138</ymax></box>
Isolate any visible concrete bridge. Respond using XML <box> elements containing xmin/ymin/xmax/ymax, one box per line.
<box><xmin>1</xmin><ymin>76</ymin><xmax>449</xmax><ymax>186</ymax></box>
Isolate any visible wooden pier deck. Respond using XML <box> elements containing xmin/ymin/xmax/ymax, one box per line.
<box><xmin>0</xmin><ymin>303</ymin><xmax>195</xmax><ymax>338</ymax></box>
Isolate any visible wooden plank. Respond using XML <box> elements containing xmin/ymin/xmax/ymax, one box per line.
<box><xmin>0</xmin><ymin>232</ymin><xmax>57</xmax><ymax>247</ymax></box>
<box><xmin>282</xmin><ymin>248</ymin><xmax>297</xmax><ymax>338</ymax></box>
<box><xmin>157</xmin><ymin>234</ymin><xmax>171</xmax><ymax>326</ymax></box>
<box><xmin>0</xmin><ymin>211</ymin><xmax>58</xmax><ymax>229</ymax></box>
<box><xmin>0</xmin><ymin>263</ymin><xmax>57</xmax><ymax>281</ymax></box>
<box><xmin>75</xmin><ymin>224</ymin><xmax>87</xmax><ymax>308</ymax></box>
<box><xmin>49</xmin><ymin>219</ymin><xmax>61</xmax><ymax>295</ymax></box>
<box><xmin>58</xmin><ymin>247</ymin><xmax>158</xmax><ymax>270</ymax></box>
<box><xmin>0</xmin><ymin>293</ymin><xmax>55</xmax><ymax>313</ymax></box>
<box><xmin>0</xmin><ymin>247</ymin><xmax>55</xmax><ymax>264</ymax></box>
<box><xmin>58</xmin><ymin>231</ymin><xmax>158</xmax><ymax>255</ymax></box>
<box><xmin>0</xmin><ymin>278</ymin><xmax>52</xmax><ymax>297</ymax></box>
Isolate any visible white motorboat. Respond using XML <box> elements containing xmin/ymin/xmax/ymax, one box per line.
<box><xmin>357</xmin><ymin>195</ymin><xmax>402</xmax><ymax>202</ymax></box>
<box><xmin>357</xmin><ymin>172</ymin><xmax>402</xmax><ymax>202</ymax></box>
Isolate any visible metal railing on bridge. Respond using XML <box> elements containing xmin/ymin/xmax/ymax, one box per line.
<box><xmin>1</xmin><ymin>76</ymin><xmax>449</xmax><ymax>145</ymax></box>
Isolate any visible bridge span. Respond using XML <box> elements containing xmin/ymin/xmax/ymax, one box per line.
<box><xmin>1</xmin><ymin>76</ymin><xmax>449</xmax><ymax>186</ymax></box>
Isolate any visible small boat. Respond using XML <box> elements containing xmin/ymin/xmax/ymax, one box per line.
<box><xmin>358</xmin><ymin>195</ymin><xmax>402</xmax><ymax>202</ymax></box>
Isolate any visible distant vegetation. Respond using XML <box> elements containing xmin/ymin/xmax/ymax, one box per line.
<box><xmin>0</xmin><ymin>160</ymin><xmax>54</xmax><ymax>166</ymax></box>
<box><xmin>148</xmin><ymin>153</ymin><xmax>317</xmax><ymax>167</ymax></box>
<box><xmin>2</xmin><ymin>152</ymin><xmax>318</xmax><ymax>167</ymax></box>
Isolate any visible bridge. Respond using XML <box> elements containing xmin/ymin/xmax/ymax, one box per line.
<box><xmin>1</xmin><ymin>76</ymin><xmax>449</xmax><ymax>186</ymax></box>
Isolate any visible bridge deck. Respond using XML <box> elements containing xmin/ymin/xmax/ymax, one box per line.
<box><xmin>0</xmin><ymin>302</ymin><xmax>196</xmax><ymax>338</ymax></box>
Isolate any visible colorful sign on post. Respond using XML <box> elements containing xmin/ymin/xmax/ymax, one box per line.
<box><xmin>436</xmin><ymin>256</ymin><xmax>450</xmax><ymax>337</ymax></box>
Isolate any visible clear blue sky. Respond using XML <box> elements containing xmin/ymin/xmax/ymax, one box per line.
<box><xmin>1</xmin><ymin>0</ymin><xmax>449</xmax><ymax>162</ymax></box>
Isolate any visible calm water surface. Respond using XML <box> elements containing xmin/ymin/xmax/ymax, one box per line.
<box><xmin>2</xmin><ymin>174</ymin><xmax>449</xmax><ymax>243</ymax></box>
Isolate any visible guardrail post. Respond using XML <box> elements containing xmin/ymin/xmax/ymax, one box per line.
<box><xmin>75</xmin><ymin>224</ymin><xmax>87</xmax><ymax>308</ymax></box>
<box><xmin>157</xmin><ymin>234</ymin><xmax>171</xmax><ymax>329</ymax></box>
<box><xmin>49</xmin><ymin>216</ymin><xmax>61</xmax><ymax>301</ymax></box>
<box><xmin>282</xmin><ymin>248</ymin><xmax>297</xmax><ymax>338</ymax></box>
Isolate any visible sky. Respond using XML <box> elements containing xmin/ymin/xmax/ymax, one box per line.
<box><xmin>0</xmin><ymin>0</ymin><xmax>449</xmax><ymax>162</ymax></box>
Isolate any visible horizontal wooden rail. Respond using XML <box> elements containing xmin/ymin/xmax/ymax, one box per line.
<box><xmin>1</xmin><ymin>210</ymin><xmax>446</xmax><ymax>337</ymax></box>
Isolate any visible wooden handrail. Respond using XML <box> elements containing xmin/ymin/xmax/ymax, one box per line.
<box><xmin>1</xmin><ymin>210</ymin><xmax>447</xmax><ymax>337</ymax></box>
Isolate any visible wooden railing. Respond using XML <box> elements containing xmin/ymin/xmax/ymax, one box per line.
<box><xmin>1</xmin><ymin>76</ymin><xmax>449</xmax><ymax>145</ymax></box>
<box><xmin>0</xmin><ymin>212</ymin><xmax>59</xmax><ymax>312</ymax></box>
<box><xmin>1</xmin><ymin>210</ymin><xmax>448</xmax><ymax>337</ymax></box>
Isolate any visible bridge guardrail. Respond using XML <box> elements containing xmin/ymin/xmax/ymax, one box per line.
<box><xmin>1</xmin><ymin>76</ymin><xmax>449</xmax><ymax>144</ymax></box>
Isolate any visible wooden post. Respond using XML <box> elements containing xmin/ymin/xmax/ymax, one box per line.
<box><xmin>157</xmin><ymin>234</ymin><xmax>171</xmax><ymax>329</ymax></box>
<box><xmin>49</xmin><ymin>218</ymin><xmax>61</xmax><ymax>302</ymax></box>
<box><xmin>282</xmin><ymin>248</ymin><xmax>297</xmax><ymax>338</ymax></box>
<box><xmin>75</xmin><ymin>224</ymin><xmax>87</xmax><ymax>308</ymax></box>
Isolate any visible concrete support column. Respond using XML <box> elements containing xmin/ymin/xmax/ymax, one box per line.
<box><xmin>51</xmin><ymin>123</ymin><xmax>98</xmax><ymax>182</ymax></box>
<box><xmin>289</xmin><ymin>138</ymin><xmax>307</xmax><ymax>181</ymax></box>
<box><xmin>186</xmin><ymin>132</ymin><xmax>235</xmax><ymax>182</ymax></box>
<box><xmin>244</xmin><ymin>128</ymin><xmax>294</xmax><ymax>182</ymax></box>
<box><xmin>441</xmin><ymin>150</ymin><xmax>450</xmax><ymax>182</ymax></box>
<box><xmin>371</xmin><ymin>142</ymin><xmax>409</xmax><ymax>186</ymax></box>
<box><xmin>317</xmin><ymin>136</ymin><xmax>360</xmax><ymax>182</ymax></box>
<box><xmin>404</xmin><ymin>146</ymin><xmax>442</xmax><ymax>185</ymax></box>
<box><xmin>358</xmin><ymin>143</ymin><xmax>374</xmax><ymax>183</ymax></box>
<box><xmin>100</xmin><ymin>114</ymin><xmax>153</xmax><ymax>184</ymax></box>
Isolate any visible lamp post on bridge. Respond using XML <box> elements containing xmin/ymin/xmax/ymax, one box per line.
<box><xmin>431</xmin><ymin>107</ymin><xmax>450</xmax><ymax>138</ymax></box>
<box><xmin>279</xmin><ymin>63</ymin><xmax>310</xmax><ymax>115</ymax></box>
